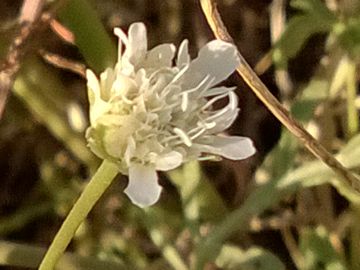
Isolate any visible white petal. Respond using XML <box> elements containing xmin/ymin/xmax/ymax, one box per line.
<box><xmin>156</xmin><ymin>151</ymin><xmax>183</xmax><ymax>171</ymax></box>
<box><xmin>111</xmin><ymin>73</ymin><xmax>137</xmax><ymax>96</ymax></box>
<box><xmin>86</xmin><ymin>69</ymin><xmax>100</xmax><ymax>105</ymax></box>
<box><xmin>89</xmin><ymin>101</ymin><xmax>111</xmax><ymax>125</ymax></box>
<box><xmin>177</xmin><ymin>39</ymin><xmax>190</xmax><ymax>67</ymax></box>
<box><xmin>181</xmin><ymin>40</ymin><xmax>240</xmax><ymax>89</ymax></box>
<box><xmin>194</xmin><ymin>136</ymin><xmax>256</xmax><ymax>160</ymax></box>
<box><xmin>100</xmin><ymin>68</ymin><xmax>116</xmax><ymax>101</ymax></box>
<box><xmin>126</xmin><ymin>23</ymin><xmax>148</xmax><ymax>66</ymax></box>
<box><xmin>124</xmin><ymin>136</ymin><xmax>136</xmax><ymax>165</ymax></box>
<box><xmin>125</xmin><ymin>164</ymin><xmax>162</xmax><ymax>208</ymax></box>
<box><xmin>135</xmin><ymin>68</ymin><xmax>147</xmax><ymax>87</ymax></box>
<box><xmin>144</xmin><ymin>44</ymin><xmax>176</xmax><ymax>68</ymax></box>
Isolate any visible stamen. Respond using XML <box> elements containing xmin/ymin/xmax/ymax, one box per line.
<box><xmin>201</xmin><ymin>92</ymin><xmax>229</xmax><ymax>111</ymax></box>
<box><xmin>202</xmin><ymin>92</ymin><xmax>238</xmax><ymax>123</ymax></box>
<box><xmin>121</xmin><ymin>94</ymin><xmax>135</xmax><ymax>105</ymax></box>
<box><xmin>228</xmin><ymin>91</ymin><xmax>237</xmax><ymax>110</ymax></box>
<box><xmin>197</xmin><ymin>155</ymin><xmax>222</xmax><ymax>161</ymax></box>
<box><xmin>148</xmin><ymin>67</ymin><xmax>173</xmax><ymax>82</ymax></box>
<box><xmin>161</xmin><ymin>85</ymin><xmax>181</xmax><ymax>99</ymax></box>
<box><xmin>188</xmin><ymin>126</ymin><xmax>201</xmax><ymax>134</ymax></box>
<box><xmin>168</xmin><ymin>64</ymin><xmax>189</xmax><ymax>85</ymax></box>
<box><xmin>181</xmin><ymin>92</ymin><xmax>189</xmax><ymax>111</ymax></box>
<box><xmin>203</xmin><ymin>86</ymin><xmax>236</xmax><ymax>97</ymax></box>
<box><xmin>114</xmin><ymin>28</ymin><xmax>129</xmax><ymax>63</ymax></box>
<box><xmin>202</xmin><ymin>122</ymin><xmax>216</xmax><ymax>129</ymax></box>
<box><xmin>161</xmin><ymin>134</ymin><xmax>179</xmax><ymax>144</ymax></box>
<box><xmin>204</xmin><ymin>106</ymin><xmax>230</xmax><ymax>122</ymax></box>
<box><xmin>189</xmin><ymin>128</ymin><xmax>206</xmax><ymax>140</ymax></box>
<box><xmin>198</xmin><ymin>77</ymin><xmax>216</xmax><ymax>97</ymax></box>
<box><xmin>183</xmin><ymin>75</ymin><xmax>212</xmax><ymax>95</ymax></box>
<box><xmin>173</xmin><ymin>127</ymin><xmax>192</xmax><ymax>146</ymax></box>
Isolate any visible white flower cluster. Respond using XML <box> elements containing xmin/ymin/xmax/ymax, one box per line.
<box><xmin>86</xmin><ymin>22</ymin><xmax>256</xmax><ymax>207</ymax></box>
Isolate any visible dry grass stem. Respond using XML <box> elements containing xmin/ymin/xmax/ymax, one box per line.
<box><xmin>200</xmin><ymin>0</ymin><xmax>360</xmax><ymax>191</ymax></box>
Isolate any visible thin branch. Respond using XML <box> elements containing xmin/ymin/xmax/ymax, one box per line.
<box><xmin>281</xmin><ymin>226</ymin><xmax>305</xmax><ymax>269</ymax></box>
<box><xmin>0</xmin><ymin>0</ymin><xmax>65</xmax><ymax>119</ymax></box>
<box><xmin>254</xmin><ymin>50</ymin><xmax>273</xmax><ymax>75</ymax></box>
<box><xmin>50</xmin><ymin>19</ymin><xmax>75</xmax><ymax>44</ymax></box>
<box><xmin>19</xmin><ymin>0</ymin><xmax>44</xmax><ymax>23</ymax></box>
<box><xmin>39</xmin><ymin>50</ymin><xmax>86</xmax><ymax>77</ymax></box>
<box><xmin>249</xmin><ymin>210</ymin><xmax>299</xmax><ymax>231</ymax></box>
<box><xmin>0</xmin><ymin>0</ymin><xmax>45</xmax><ymax>118</ymax></box>
<box><xmin>200</xmin><ymin>0</ymin><xmax>360</xmax><ymax>191</ymax></box>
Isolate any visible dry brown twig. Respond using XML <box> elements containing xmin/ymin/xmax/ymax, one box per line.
<box><xmin>39</xmin><ymin>19</ymin><xmax>86</xmax><ymax>77</ymax></box>
<box><xmin>0</xmin><ymin>0</ymin><xmax>45</xmax><ymax>118</ymax></box>
<box><xmin>39</xmin><ymin>50</ymin><xmax>86</xmax><ymax>78</ymax></box>
<box><xmin>200</xmin><ymin>0</ymin><xmax>360</xmax><ymax>191</ymax></box>
<box><xmin>0</xmin><ymin>0</ymin><xmax>66</xmax><ymax>119</ymax></box>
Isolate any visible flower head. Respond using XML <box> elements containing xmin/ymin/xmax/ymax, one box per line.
<box><xmin>86</xmin><ymin>22</ymin><xmax>256</xmax><ymax>207</ymax></box>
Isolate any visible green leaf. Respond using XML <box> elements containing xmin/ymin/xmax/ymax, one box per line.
<box><xmin>195</xmin><ymin>179</ymin><xmax>289</xmax><ymax>269</ymax></box>
<box><xmin>195</xmin><ymin>122</ymin><xmax>358</xmax><ymax>267</ymax></box>
<box><xmin>291</xmin><ymin>0</ymin><xmax>336</xmax><ymax>22</ymax></box>
<box><xmin>336</xmin><ymin>18</ymin><xmax>360</xmax><ymax>57</ymax></box>
<box><xmin>216</xmin><ymin>245</ymin><xmax>285</xmax><ymax>270</ymax></box>
<box><xmin>59</xmin><ymin>0</ymin><xmax>117</xmax><ymax>72</ymax></box>
<box><xmin>274</xmin><ymin>0</ymin><xmax>336</xmax><ymax>66</ymax></box>
<box><xmin>277</xmin><ymin>132</ymin><xmax>360</xmax><ymax>203</ymax></box>
<box><xmin>168</xmin><ymin>161</ymin><xmax>228</xmax><ymax>223</ymax></box>
<box><xmin>258</xmin><ymin>79</ymin><xmax>329</xmax><ymax>181</ymax></box>
<box><xmin>299</xmin><ymin>226</ymin><xmax>347</xmax><ymax>270</ymax></box>
<box><xmin>141</xmin><ymin>207</ymin><xmax>189</xmax><ymax>270</ymax></box>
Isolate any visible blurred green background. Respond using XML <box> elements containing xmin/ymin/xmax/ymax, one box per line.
<box><xmin>1</xmin><ymin>0</ymin><xmax>360</xmax><ymax>269</ymax></box>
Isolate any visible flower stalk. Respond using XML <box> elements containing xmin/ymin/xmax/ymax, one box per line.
<box><xmin>346</xmin><ymin>57</ymin><xmax>358</xmax><ymax>138</ymax></box>
<box><xmin>38</xmin><ymin>160</ymin><xmax>118</xmax><ymax>270</ymax></box>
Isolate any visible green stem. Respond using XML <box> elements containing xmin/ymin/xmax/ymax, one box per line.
<box><xmin>38</xmin><ymin>160</ymin><xmax>118</xmax><ymax>270</ymax></box>
<box><xmin>346</xmin><ymin>58</ymin><xmax>358</xmax><ymax>138</ymax></box>
<box><xmin>0</xmin><ymin>240</ymin><xmax>125</xmax><ymax>269</ymax></box>
<box><xmin>350</xmin><ymin>203</ymin><xmax>360</xmax><ymax>270</ymax></box>
<box><xmin>0</xmin><ymin>203</ymin><xmax>52</xmax><ymax>235</ymax></box>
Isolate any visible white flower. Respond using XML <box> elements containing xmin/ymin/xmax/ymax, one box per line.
<box><xmin>86</xmin><ymin>22</ymin><xmax>256</xmax><ymax>208</ymax></box>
